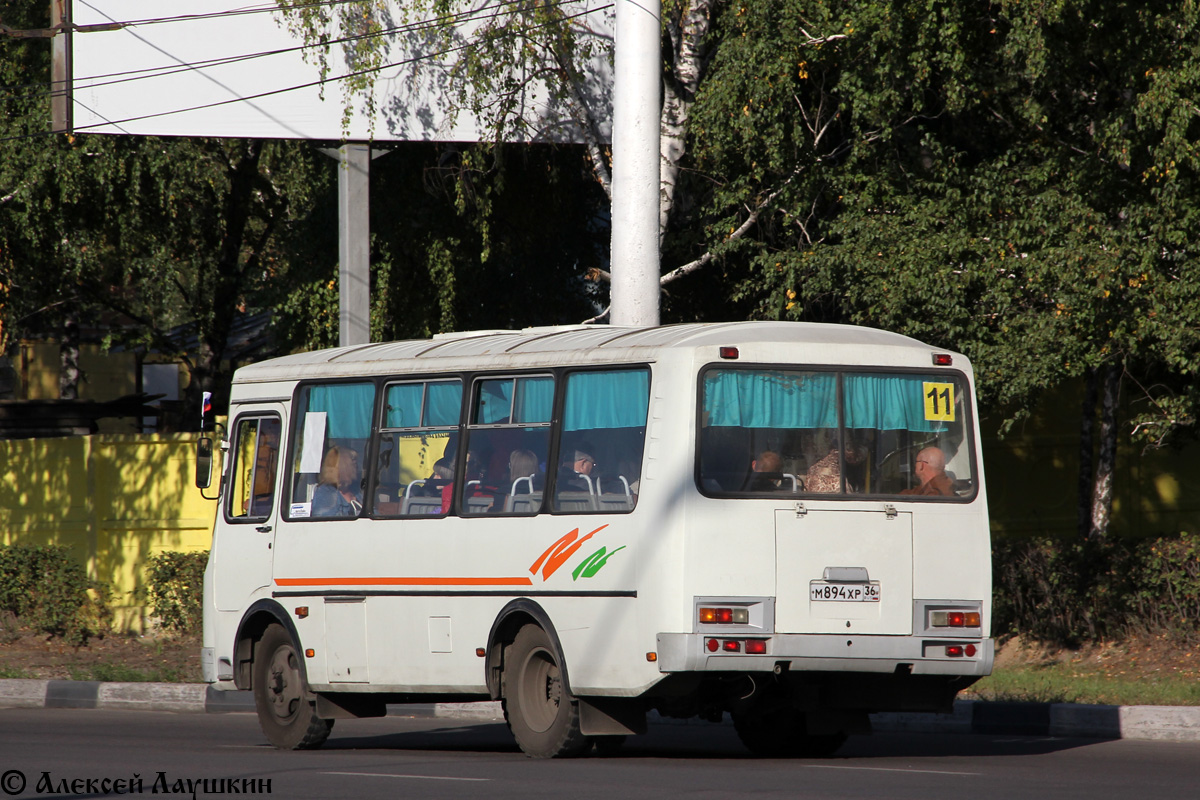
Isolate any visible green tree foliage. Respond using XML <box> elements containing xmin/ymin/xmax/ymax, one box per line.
<box><xmin>272</xmin><ymin>142</ymin><xmax>607</xmax><ymax>352</ymax></box>
<box><xmin>1</xmin><ymin>1</ymin><xmax>334</xmax><ymax>418</ymax></box>
<box><xmin>681</xmin><ymin>0</ymin><xmax>1200</xmax><ymax>534</ymax></box>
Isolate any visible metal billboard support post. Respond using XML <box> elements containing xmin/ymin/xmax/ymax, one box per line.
<box><xmin>609</xmin><ymin>0</ymin><xmax>662</xmax><ymax>328</ymax></box>
<box><xmin>50</xmin><ymin>0</ymin><xmax>73</xmax><ymax>133</ymax></box>
<box><xmin>336</xmin><ymin>143</ymin><xmax>371</xmax><ymax>347</ymax></box>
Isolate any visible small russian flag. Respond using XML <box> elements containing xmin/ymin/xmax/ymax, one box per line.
<box><xmin>201</xmin><ymin>391</ymin><xmax>213</xmax><ymax>429</ymax></box>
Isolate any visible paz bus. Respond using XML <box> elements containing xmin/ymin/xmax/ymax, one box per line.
<box><xmin>198</xmin><ymin>321</ymin><xmax>992</xmax><ymax>758</ymax></box>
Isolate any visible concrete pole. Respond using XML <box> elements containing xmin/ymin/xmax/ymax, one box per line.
<box><xmin>338</xmin><ymin>143</ymin><xmax>371</xmax><ymax>346</ymax></box>
<box><xmin>609</xmin><ymin>0</ymin><xmax>661</xmax><ymax>327</ymax></box>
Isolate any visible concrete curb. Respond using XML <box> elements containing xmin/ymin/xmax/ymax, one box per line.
<box><xmin>3</xmin><ymin>681</ymin><xmax>1198</xmax><ymax>742</ymax></box>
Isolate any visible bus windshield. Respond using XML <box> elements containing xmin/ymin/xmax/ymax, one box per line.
<box><xmin>698</xmin><ymin>368</ymin><xmax>976</xmax><ymax>498</ymax></box>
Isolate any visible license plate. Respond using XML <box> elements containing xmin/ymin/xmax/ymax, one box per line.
<box><xmin>809</xmin><ymin>581</ymin><xmax>881</xmax><ymax>602</ymax></box>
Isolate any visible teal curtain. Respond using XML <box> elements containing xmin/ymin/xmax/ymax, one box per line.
<box><xmin>704</xmin><ymin>370</ymin><xmax>837</xmax><ymax>428</ymax></box>
<box><xmin>514</xmin><ymin>377</ymin><xmax>553</xmax><ymax>423</ymax></box>
<box><xmin>843</xmin><ymin>374</ymin><xmax>950</xmax><ymax>433</ymax></box>
<box><xmin>563</xmin><ymin>369</ymin><xmax>650</xmax><ymax>431</ymax></box>
<box><xmin>424</xmin><ymin>381</ymin><xmax>462</xmax><ymax>426</ymax></box>
<box><xmin>308</xmin><ymin>383</ymin><xmax>374</xmax><ymax>438</ymax></box>
<box><xmin>386</xmin><ymin>381</ymin><xmax>462</xmax><ymax>428</ymax></box>
<box><xmin>385</xmin><ymin>383</ymin><xmax>423</xmax><ymax>428</ymax></box>
<box><xmin>475</xmin><ymin>379</ymin><xmax>513</xmax><ymax>424</ymax></box>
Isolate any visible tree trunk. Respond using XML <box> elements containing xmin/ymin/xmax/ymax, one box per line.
<box><xmin>181</xmin><ymin>140</ymin><xmax>267</xmax><ymax>431</ymax></box>
<box><xmin>659</xmin><ymin>0</ymin><xmax>713</xmax><ymax>243</ymax></box>
<box><xmin>58</xmin><ymin>311</ymin><xmax>80</xmax><ymax>400</ymax></box>
<box><xmin>1077</xmin><ymin>367</ymin><xmax>1098</xmax><ymax>539</ymax></box>
<box><xmin>1088</xmin><ymin>364</ymin><xmax>1121</xmax><ymax>540</ymax></box>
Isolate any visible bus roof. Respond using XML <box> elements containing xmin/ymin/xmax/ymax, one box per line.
<box><xmin>232</xmin><ymin>321</ymin><xmax>964</xmax><ymax>384</ymax></box>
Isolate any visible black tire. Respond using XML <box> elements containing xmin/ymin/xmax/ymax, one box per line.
<box><xmin>252</xmin><ymin>623</ymin><xmax>333</xmax><ymax>750</ymax></box>
<box><xmin>732</xmin><ymin>709</ymin><xmax>847</xmax><ymax>758</ymax></box>
<box><xmin>502</xmin><ymin>624</ymin><xmax>591</xmax><ymax>758</ymax></box>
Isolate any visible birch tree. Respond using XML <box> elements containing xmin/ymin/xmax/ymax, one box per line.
<box><xmin>274</xmin><ymin>0</ymin><xmax>847</xmax><ymax>314</ymax></box>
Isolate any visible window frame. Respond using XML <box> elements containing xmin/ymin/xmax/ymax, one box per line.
<box><xmin>546</xmin><ymin>364</ymin><xmax>652</xmax><ymax>516</ymax></box>
<box><xmin>459</xmin><ymin>372</ymin><xmax>556</xmax><ymax>517</ymax></box>
<box><xmin>282</xmin><ymin>378</ymin><xmax>380</xmax><ymax>522</ymax></box>
<box><xmin>694</xmin><ymin>362</ymin><xmax>979</xmax><ymax>502</ymax></box>
<box><xmin>223</xmin><ymin>412</ymin><xmax>283</xmax><ymax>524</ymax></box>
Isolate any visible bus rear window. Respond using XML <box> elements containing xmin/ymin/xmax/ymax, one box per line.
<box><xmin>699</xmin><ymin>368</ymin><xmax>975</xmax><ymax>499</ymax></box>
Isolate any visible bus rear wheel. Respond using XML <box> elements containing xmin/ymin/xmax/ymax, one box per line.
<box><xmin>732</xmin><ymin>709</ymin><xmax>847</xmax><ymax>758</ymax></box>
<box><xmin>252</xmin><ymin>623</ymin><xmax>333</xmax><ymax>750</ymax></box>
<box><xmin>502</xmin><ymin>624</ymin><xmax>591</xmax><ymax>758</ymax></box>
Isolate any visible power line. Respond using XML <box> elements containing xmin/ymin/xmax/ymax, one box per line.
<box><xmin>2</xmin><ymin>0</ymin><xmax>588</xmax><ymax>101</ymax></box>
<box><xmin>0</xmin><ymin>3</ymin><xmax>612</xmax><ymax>143</ymax></box>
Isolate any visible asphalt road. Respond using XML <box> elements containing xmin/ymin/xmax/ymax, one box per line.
<box><xmin>1</xmin><ymin>709</ymin><xmax>1197</xmax><ymax>800</ymax></box>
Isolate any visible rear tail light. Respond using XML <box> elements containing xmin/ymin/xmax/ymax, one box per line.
<box><xmin>946</xmin><ymin>645</ymin><xmax>964</xmax><ymax>658</ymax></box>
<box><xmin>699</xmin><ymin>606</ymin><xmax>749</xmax><ymax>625</ymax></box>
<box><xmin>705</xmin><ymin>638</ymin><xmax>769</xmax><ymax>655</ymax></box>
<box><xmin>930</xmin><ymin>610</ymin><xmax>981</xmax><ymax>628</ymax></box>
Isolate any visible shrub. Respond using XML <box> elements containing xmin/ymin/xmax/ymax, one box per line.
<box><xmin>993</xmin><ymin>533</ymin><xmax>1199</xmax><ymax>646</ymax></box>
<box><xmin>1127</xmin><ymin>533</ymin><xmax>1200</xmax><ymax>640</ymax></box>
<box><xmin>0</xmin><ymin>544</ymin><xmax>95</xmax><ymax>644</ymax></box>
<box><xmin>145</xmin><ymin>551</ymin><xmax>208</xmax><ymax>634</ymax></box>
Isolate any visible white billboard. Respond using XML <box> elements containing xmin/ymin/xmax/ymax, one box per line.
<box><xmin>70</xmin><ymin>0</ymin><xmax>613</xmax><ymax>142</ymax></box>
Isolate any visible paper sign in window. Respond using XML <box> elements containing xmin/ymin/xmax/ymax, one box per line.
<box><xmin>299</xmin><ymin>411</ymin><xmax>327</xmax><ymax>473</ymax></box>
<box><xmin>923</xmin><ymin>382</ymin><xmax>956</xmax><ymax>422</ymax></box>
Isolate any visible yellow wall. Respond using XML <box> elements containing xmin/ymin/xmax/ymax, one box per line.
<box><xmin>0</xmin><ymin>433</ymin><xmax>216</xmax><ymax>632</ymax></box>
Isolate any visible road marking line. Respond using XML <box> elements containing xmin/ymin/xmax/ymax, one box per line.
<box><xmin>804</xmin><ymin>765</ymin><xmax>980</xmax><ymax>776</ymax></box>
<box><xmin>324</xmin><ymin>771</ymin><xmax>490</xmax><ymax>782</ymax></box>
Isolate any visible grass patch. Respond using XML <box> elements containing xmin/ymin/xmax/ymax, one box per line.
<box><xmin>0</xmin><ymin>666</ymin><xmax>34</xmax><ymax>679</ymax></box>
<box><xmin>968</xmin><ymin>664</ymin><xmax>1200</xmax><ymax>706</ymax></box>
<box><xmin>66</xmin><ymin>663</ymin><xmax>186</xmax><ymax>683</ymax></box>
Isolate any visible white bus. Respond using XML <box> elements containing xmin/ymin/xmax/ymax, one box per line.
<box><xmin>199</xmin><ymin>321</ymin><xmax>992</xmax><ymax>758</ymax></box>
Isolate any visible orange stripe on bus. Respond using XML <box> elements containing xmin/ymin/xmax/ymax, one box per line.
<box><xmin>274</xmin><ymin>576</ymin><xmax>534</xmax><ymax>587</ymax></box>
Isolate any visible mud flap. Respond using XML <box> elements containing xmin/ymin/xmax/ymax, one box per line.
<box><xmin>579</xmin><ymin>697</ymin><xmax>647</xmax><ymax>736</ymax></box>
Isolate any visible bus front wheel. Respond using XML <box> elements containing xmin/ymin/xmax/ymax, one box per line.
<box><xmin>502</xmin><ymin>624</ymin><xmax>591</xmax><ymax>758</ymax></box>
<box><xmin>252</xmin><ymin>623</ymin><xmax>333</xmax><ymax>750</ymax></box>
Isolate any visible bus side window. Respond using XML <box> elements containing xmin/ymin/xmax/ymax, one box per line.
<box><xmin>375</xmin><ymin>379</ymin><xmax>463</xmax><ymax>518</ymax></box>
<box><xmin>552</xmin><ymin>368</ymin><xmax>650</xmax><ymax>514</ymax></box>
<box><xmin>462</xmin><ymin>375</ymin><xmax>552</xmax><ymax>517</ymax></box>
<box><xmin>287</xmin><ymin>382</ymin><xmax>375</xmax><ymax>520</ymax></box>
<box><xmin>227</xmin><ymin>416</ymin><xmax>281</xmax><ymax>521</ymax></box>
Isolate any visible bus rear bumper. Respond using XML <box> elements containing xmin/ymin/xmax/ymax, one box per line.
<box><xmin>655</xmin><ymin>633</ymin><xmax>994</xmax><ymax>677</ymax></box>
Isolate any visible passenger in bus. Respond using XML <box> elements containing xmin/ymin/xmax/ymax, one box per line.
<box><xmin>900</xmin><ymin>447</ymin><xmax>955</xmax><ymax>496</ymax></box>
<box><xmin>557</xmin><ymin>444</ymin><xmax>597</xmax><ymax>492</ymax></box>
<box><xmin>507</xmin><ymin>449</ymin><xmax>541</xmax><ymax>493</ymax></box>
<box><xmin>745</xmin><ymin>450</ymin><xmax>786</xmax><ymax>492</ymax></box>
<box><xmin>804</xmin><ymin>441</ymin><xmax>866</xmax><ymax>493</ymax></box>
<box><xmin>312</xmin><ymin>446</ymin><xmax>363</xmax><ymax>516</ymax></box>
<box><xmin>431</xmin><ymin>457</ymin><xmax>453</xmax><ymax>481</ymax></box>
<box><xmin>440</xmin><ymin>450</ymin><xmax>498</xmax><ymax>512</ymax></box>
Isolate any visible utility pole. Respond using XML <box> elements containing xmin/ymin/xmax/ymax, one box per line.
<box><xmin>50</xmin><ymin>0</ymin><xmax>73</xmax><ymax>133</ymax></box>
<box><xmin>609</xmin><ymin>0</ymin><xmax>662</xmax><ymax>327</ymax></box>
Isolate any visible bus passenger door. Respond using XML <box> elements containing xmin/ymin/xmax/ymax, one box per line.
<box><xmin>774</xmin><ymin>508</ymin><xmax>914</xmax><ymax>635</ymax></box>
<box><xmin>213</xmin><ymin>409</ymin><xmax>284</xmax><ymax>612</ymax></box>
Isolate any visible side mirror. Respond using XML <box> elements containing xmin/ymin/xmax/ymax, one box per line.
<box><xmin>196</xmin><ymin>436</ymin><xmax>214</xmax><ymax>490</ymax></box>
